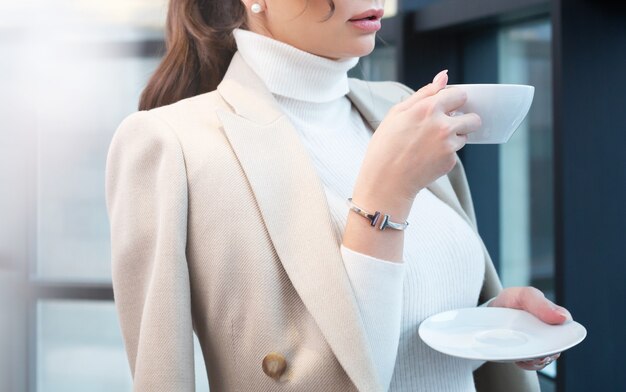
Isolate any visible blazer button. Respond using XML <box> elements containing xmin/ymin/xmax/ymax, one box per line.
<box><xmin>262</xmin><ymin>352</ymin><xmax>287</xmax><ymax>381</ymax></box>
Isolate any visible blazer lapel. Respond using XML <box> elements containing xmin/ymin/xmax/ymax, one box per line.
<box><xmin>216</xmin><ymin>53</ymin><xmax>382</xmax><ymax>392</ymax></box>
<box><xmin>216</xmin><ymin>56</ymin><xmax>476</xmax><ymax>391</ymax></box>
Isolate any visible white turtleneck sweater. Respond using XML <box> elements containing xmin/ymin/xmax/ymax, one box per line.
<box><xmin>233</xmin><ymin>28</ymin><xmax>486</xmax><ymax>392</ymax></box>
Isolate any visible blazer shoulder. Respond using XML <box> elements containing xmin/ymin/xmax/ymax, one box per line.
<box><xmin>150</xmin><ymin>90</ymin><xmax>225</xmax><ymax>116</ymax></box>
<box><xmin>107</xmin><ymin>110</ymin><xmax>186</xmax><ymax>182</ymax></box>
<box><xmin>112</xmin><ymin>90</ymin><xmax>228</xmax><ymax>148</ymax></box>
<box><xmin>148</xmin><ymin>90</ymin><xmax>227</xmax><ymax>130</ymax></box>
<box><xmin>110</xmin><ymin>110</ymin><xmax>179</xmax><ymax>152</ymax></box>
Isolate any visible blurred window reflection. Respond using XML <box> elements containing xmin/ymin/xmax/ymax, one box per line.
<box><xmin>353</xmin><ymin>44</ymin><xmax>399</xmax><ymax>82</ymax></box>
<box><xmin>1</xmin><ymin>1</ymin><xmax>210</xmax><ymax>390</ymax></box>
<box><xmin>37</xmin><ymin>300</ymin><xmax>209</xmax><ymax>392</ymax></box>
<box><xmin>37</xmin><ymin>301</ymin><xmax>132</xmax><ymax>392</ymax></box>
<box><xmin>35</xmin><ymin>54</ymin><xmax>160</xmax><ymax>281</ymax></box>
<box><xmin>498</xmin><ymin>19</ymin><xmax>555</xmax><ymax>376</ymax></box>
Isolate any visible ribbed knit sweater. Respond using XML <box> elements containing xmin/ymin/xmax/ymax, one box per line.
<box><xmin>233</xmin><ymin>28</ymin><xmax>486</xmax><ymax>392</ymax></box>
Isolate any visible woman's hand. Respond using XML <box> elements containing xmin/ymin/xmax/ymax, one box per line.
<box><xmin>344</xmin><ymin>70</ymin><xmax>480</xmax><ymax>262</ymax></box>
<box><xmin>352</xmin><ymin>70</ymin><xmax>481</xmax><ymax>219</ymax></box>
<box><xmin>488</xmin><ymin>287</ymin><xmax>572</xmax><ymax>371</ymax></box>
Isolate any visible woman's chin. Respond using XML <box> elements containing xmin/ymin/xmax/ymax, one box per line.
<box><xmin>337</xmin><ymin>38</ymin><xmax>378</xmax><ymax>59</ymax></box>
<box><xmin>357</xmin><ymin>35</ymin><xmax>379</xmax><ymax>55</ymax></box>
<box><xmin>310</xmin><ymin>36</ymin><xmax>377</xmax><ymax>60</ymax></box>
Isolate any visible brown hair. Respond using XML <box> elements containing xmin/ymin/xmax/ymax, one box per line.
<box><xmin>140</xmin><ymin>0</ymin><xmax>336</xmax><ymax>111</ymax></box>
<box><xmin>139</xmin><ymin>0</ymin><xmax>246</xmax><ymax>110</ymax></box>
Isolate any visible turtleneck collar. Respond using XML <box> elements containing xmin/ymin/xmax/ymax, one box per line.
<box><xmin>232</xmin><ymin>28</ymin><xmax>359</xmax><ymax>103</ymax></box>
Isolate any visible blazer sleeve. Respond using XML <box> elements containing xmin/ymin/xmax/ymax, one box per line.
<box><xmin>105</xmin><ymin>111</ymin><xmax>195</xmax><ymax>391</ymax></box>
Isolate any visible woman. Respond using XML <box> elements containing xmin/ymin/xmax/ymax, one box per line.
<box><xmin>105</xmin><ymin>0</ymin><xmax>570</xmax><ymax>391</ymax></box>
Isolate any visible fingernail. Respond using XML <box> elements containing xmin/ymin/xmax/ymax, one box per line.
<box><xmin>433</xmin><ymin>69</ymin><xmax>449</xmax><ymax>84</ymax></box>
<box><xmin>558</xmin><ymin>310</ymin><xmax>573</xmax><ymax>322</ymax></box>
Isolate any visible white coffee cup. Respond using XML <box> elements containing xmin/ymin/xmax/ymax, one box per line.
<box><xmin>447</xmin><ymin>84</ymin><xmax>535</xmax><ymax>144</ymax></box>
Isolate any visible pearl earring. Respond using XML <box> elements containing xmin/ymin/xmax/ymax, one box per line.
<box><xmin>251</xmin><ymin>3</ymin><xmax>262</xmax><ymax>13</ymax></box>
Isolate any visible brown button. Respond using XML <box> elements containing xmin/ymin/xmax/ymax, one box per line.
<box><xmin>262</xmin><ymin>352</ymin><xmax>287</xmax><ymax>381</ymax></box>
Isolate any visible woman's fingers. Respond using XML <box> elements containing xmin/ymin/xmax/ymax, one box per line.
<box><xmin>450</xmin><ymin>113</ymin><xmax>482</xmax><ymax>135</ymax></box>
<box><xmin>448</xmin><ymin>113</ymin><xmax>480</xmax><ymax>151</ymax></box>
<box><xmin>518</xmin><ymin>288</ymin><xmax>572</xmax><ymax>325</ymax></box>
<box><xmin>402</xmin><ymin>85</ymin><xmax>470</xmax><ymax>125</ymax></box>
<box><xmin>453</xmin><ymin>134</ymin><xmax>468</xmax><ymax>151</ymax></box>
<box><xmin>491</xmin><ymin>287</ymin><xmax>573</xmax><ymax>325</ymax></box>
<box><xmin>397</xmin><ymin>72</ymin><xmax>473</xmax><ymax>124</ymax></box>
<box><xmin>441</xmin><ymin>113</ymin><xmax>480</xmax><ymax>152</ymax></box>
<box><xmin>516</xmin><ymin>353</ymin><xmax>560</xmax><ymax>371</ymax></box>
<box><xmin>368</xmin><ymin>70</ymin><xmax>480</xmax><ymax>196</ymax></box>
<box><xmin>396</xmin><ymin>70</ymin><xmax>449</xmax><ymax>111</ymax></box>
<box><xmin>433</xmin><ymin>86</ymin><xmax>469</xmax><ymax>114</ymax></box>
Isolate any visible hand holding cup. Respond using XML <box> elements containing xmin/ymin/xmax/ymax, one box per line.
<box><xmin>353</xmin><ymin>70</ymin><xmax>482</xmax><ymax>214</ymax></box>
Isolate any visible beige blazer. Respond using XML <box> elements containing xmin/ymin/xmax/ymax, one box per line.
<box><xmin>105</xmin><ymin>52</ymin><xmax>539</xmax><ymax>392</ymax></box>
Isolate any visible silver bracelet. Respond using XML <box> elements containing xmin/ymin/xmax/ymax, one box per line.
<box><xmin>346</xmin><ymin>198</ymin><xmax>409</xmax><ymax>231</ymax></box>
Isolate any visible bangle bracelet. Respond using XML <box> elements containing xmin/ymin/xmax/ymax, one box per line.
<box><xmin>346</xmin><ymin>198</ymin><xmax>409</xmax><ymax>231</ymax></box>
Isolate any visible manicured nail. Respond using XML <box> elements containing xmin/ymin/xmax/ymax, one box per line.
<box><xmin>433</xmin><ymin>69</ymin><xmax>448</xmax><ymax>84</ymax></box>
<box><xmin>558</xmin><ymin>310</ymin><xmax>573</xmax><ymax>322</ymax></box>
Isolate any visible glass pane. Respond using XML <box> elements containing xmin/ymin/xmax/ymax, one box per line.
<box><xmin>0</xmin><ymin>1</ymin><xmax>167</xmax><ymax>35</ymax></box>
<box><xmin>0</xmin><ymin>15</ymin><xmax>32</xmax><ymax>271</ymax></box>
<box><xmin>0</xmin><ymin>1</ymin><xmax>167</xmax><ymax>281</ymax></box>
<box><xmin>37</xmin><ymin>300</ymin><xmax>132</xmax><ymax>392</ymax></box>
<box><xmin>34</xmin><ymin>54</ymin><xmax>160</xmax><ymax>281</ymax></box>
<box><xmin>498</xmin><ymin>19</ymin><xmax>554</xmax><ymax>300</ymax></box>
<box><xmin>194</xmin><ymin>334</ymin><xmax>210</xmax><ymax>392</ymax></box>
<box><xmin>352</xmin><ymin>45</ymin><xmax>398</xmax><ymax>82</ymax></box>
<box><xmin>37</xmin><ymin>300</ymin><xmax>211</xmax><ymax>391</ymax></box>
<box><xmin>0</xmin><ymin>271</ymin><xmax>27</xmax><ymax>392</ymax></box>
<box><xmin>498</xmin><ymin>18</ymin><xmax>555</xmax><ymax>380</ymax></box>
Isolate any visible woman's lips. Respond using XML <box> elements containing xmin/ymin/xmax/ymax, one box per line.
<box><xmin>348</xmin><ymin>10</ymin><xmax>384</xmax><ymax>33</ymax></box>
<box><xmin>348</xmin><ymin>17</ymin><xmax>382</xmax><ymax>32</ymax></box>
<box><xmin>350</xmin><ymin>9</ymin><xmax>385</xmax><ymax>21</ymax></box>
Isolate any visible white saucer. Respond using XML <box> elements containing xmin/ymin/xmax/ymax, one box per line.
<box><xmin>418</xmin><ymin>307</ymin><xmax>587</xmax><ymax>362</ymax></box>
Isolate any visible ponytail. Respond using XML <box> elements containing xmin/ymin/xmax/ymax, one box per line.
<box><xmin>139</xmin><ymin>0</ymin><xmax>246</xmax><ymax>110</ymax></box>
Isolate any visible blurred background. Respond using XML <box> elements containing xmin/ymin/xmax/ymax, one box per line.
<box><xmin>0</xmin><ymin>0</ymin><xmax>624</xmax><ymax>391</ymax></box>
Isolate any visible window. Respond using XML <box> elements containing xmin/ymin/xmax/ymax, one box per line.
<box><xmin>498</xmin><ymin>18</ymin><xmax>556</xmax><ymax>378</ymax></box>
<box><xmin>0</xmin><ymin>1</ymin><xmax>209</xmax><ymax>390</ymax></box>
<box><xmin>498</xmin><ymin>19</ymin><xmax>554</xmax><ymax>300</ymax></box>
